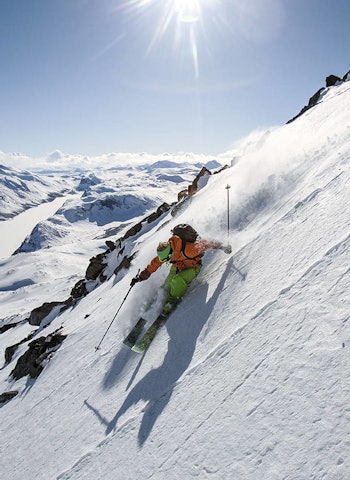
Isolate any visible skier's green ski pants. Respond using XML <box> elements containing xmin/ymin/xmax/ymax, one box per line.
<box><xmin>163</xmin><ymin>265</ymin><xmax>201</xmax><ymax>307</ymax></box>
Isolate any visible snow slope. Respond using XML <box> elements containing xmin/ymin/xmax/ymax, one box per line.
<box><xmin>1</xmin><ymin>80</ymin><xmax>350</xmax><ymax>479</ymax></box>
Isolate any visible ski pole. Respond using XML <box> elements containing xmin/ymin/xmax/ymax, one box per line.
<box><xmin>225</xmin><ymin>184</ymin><xmax>231</xmax><ymax>241</ymax></box>
<box><xmin>95</xmin><ymin>284</ymin><xmax>134</xmax><ymax>351</ymax></box>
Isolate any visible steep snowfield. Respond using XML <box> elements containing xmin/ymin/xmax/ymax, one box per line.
<box><xmin>1</xmin><ymin>80</ymin><xmax>350</xmax><ymax>479</ymax></box>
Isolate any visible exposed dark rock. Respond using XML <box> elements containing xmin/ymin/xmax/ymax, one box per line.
<box><xmin>113</xmin><ymin>253</ymin><xmax>136</xmax><ymax>276</ymax></box>
<box><xmin>0</xmin><ymin>321</ymin><xmax>25</xmax><ymax>334</ymax></box>
<box><xmin>60</xmin><ymin>300</ymin><xmax>74</xmax><ymax>312</ymax></box>
<box><xmin>342</xmin><ymin>70</ymin><xmax>350</xmax><ymax>81</ymax></box>
<box><xmin>85</xmin><ymin>252</ymin><xmax>107</xmax><ymax>280</ymax></box>
<box><xmin>171</xmin><ymin>195</ymin><xmax>192</xmax><ymax>217</ymax></box>
<box><xmin>287</xmin><ymin>70</ymin><xmax>349</xmax><ymax>124</ymax></box>
<box><xmin>175</xmin><ymin>167</ymin><xmax>212</xmax><ymax>201</ymax></box>
<box><xmin>105</xmin><ymin>240</ymin><xmax>116</xmax><ymax>251</ymax></box>
<box><xmin>287</xmin><ymin>87</ymin><xmax>325</xmax><ymax>124</ymax></box>
<box><xmin>5</xmin><ymin>331</ymin><xmax>34</xmax><ymax>363</ymax></box>
<box><xmin>123</xmin><ymin>222</ymin><xmax>143</xmax><ymax>240</ymax></box>
<box><xmin>0</xmin><ymin>391</ymin><xmax>18</xmax><ymax>404</ymax></box>
<box><xmin>188</xmin><ymin>166</ymin><xmax>211</xmax><ymax>195</ymax></box>
<box><xmin>11</xmin><ymin>330</ymin><xmax>67</xmax><ymax>380</ymax></box>
<box><xmin>99</xmin><ymin>272</ymin><xmax>107</xmax><ymax>283</ymax></box>
<box><xmin>177</xmin><ymin>189</ymin><xmax>188</xmax><ymax>201</ymax></box>
<box><xmin>5</xmin><ymin>344</ymin><xmax>18</xmax><ymax>363</ymax></box>
<box><xmin>326</xmin><ymin>74</ymin><xmax>341</xmax><ymax>87</ymax></box>
<box><xmin>70</xmin><ymin>279</ymin><xmax>88</xmax><ymax>299</ymax></box>
<box><xmin>308</xmin><ymin>88</ymin><xmax>326</xmax><ymax>106</ymax></box>
<box><xmin>146</xmin><ymin>202</ymin><xmax>171</xmax><ymax>223</ymax></box>
<box><xmin>119</xmin><ymin>202</ymin><xmax>172</xmax><ymax>242</ymax></box>
<box><xmin>29</xmin><ymin>301</ymin><xmax>64</xmax><ymax>326</ymax></box>
<box><xmin>214</xmin><ymin>164</ymin><xmax>230</xmax><ymax>174</ymax></box>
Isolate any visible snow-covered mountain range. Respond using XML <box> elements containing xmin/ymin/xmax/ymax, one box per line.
<box><xmin>0</xmin><ymin>163</ymin><xmax>72</xmax><ymax>220</ymax></box>
<box><xmin>1</xmin><ymin>72</ymin><xmax>350</xmax><ymax>480</ymax></box>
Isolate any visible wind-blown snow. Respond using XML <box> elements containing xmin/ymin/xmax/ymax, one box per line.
<box><xmin>1</xmin><ymin>80</ymin><xmax>350</xmax><ymax>479</ymax></box>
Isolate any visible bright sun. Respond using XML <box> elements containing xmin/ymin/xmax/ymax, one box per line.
<box><xmin>173</xmin><ymin>0</ymin><xmax>201</xmax><ymax>23</ymax></box>
<box><xmin>119</xmin><ymin>0</ymin><xmax>221</xmax><ymax>78</ymax></box>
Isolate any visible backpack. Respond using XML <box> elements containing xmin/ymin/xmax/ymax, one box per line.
<box><xmin>171</xmin><ymin>224</ymin><xmax>199</xmax><ymax>243</ymax></box>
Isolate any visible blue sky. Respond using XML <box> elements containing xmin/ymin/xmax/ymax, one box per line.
<box><xmin>1</xmin><ymin>0</ymin><xmax>349</xmax><ymax>158</ymax></box>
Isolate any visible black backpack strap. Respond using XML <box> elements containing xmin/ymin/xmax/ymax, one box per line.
<box><xmin>180</xmin><ymin>238</ymin><xmax>202</xmax><ymax>261</ymax></box>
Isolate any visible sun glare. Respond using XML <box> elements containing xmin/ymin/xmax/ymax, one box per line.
<box><xmin>119</xmin><ymin>0</ymin><xmax>221</xmax><ymax>79</ymax></box>
<box><xmin>173</xmin><ymin>0</ymin><xmax>201</xmax><ymax>23</ymax></box>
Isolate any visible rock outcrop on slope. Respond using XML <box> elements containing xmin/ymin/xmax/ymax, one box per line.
<box><xmin>287</xmin><ymin>70</ymin><xmax>350</xmax><ymax>124</ymax></box>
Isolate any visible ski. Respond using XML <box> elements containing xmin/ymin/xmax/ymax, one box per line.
<box><xmin>123</xmin><ymin>317</ymin><xmax>147</xmax><ymax>348</ymax></box>
<box><xmin>131</xmin><ymin>311</ymin><xmax>170</xmax><ymax>354</ymax></box>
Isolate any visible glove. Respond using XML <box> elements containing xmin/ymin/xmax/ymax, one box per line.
<box><xmin>221</xmin><ymin>244</ymin><xmax>232</xmax><ymax>254</ymax></box>
<box><xmin>130</xmin><ymin>269</ymin><xmax>150</xmax><ymax>287</ymax></box>
<box><xmin>130</xmin><ymin>276</ymin><xmax>140</xmax><ymax>287</ymax></box>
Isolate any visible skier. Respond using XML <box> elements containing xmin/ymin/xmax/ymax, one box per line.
<box><xmin>130</xmin><ymin>224</ymin><xmax>232</xmax><ymax>314</ymax></box>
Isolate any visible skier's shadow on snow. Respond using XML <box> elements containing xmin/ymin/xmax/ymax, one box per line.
<box><xmin>105</xmin><ymin>258</ymin><xmax>234</xmax><ymax>446</ymax></box>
